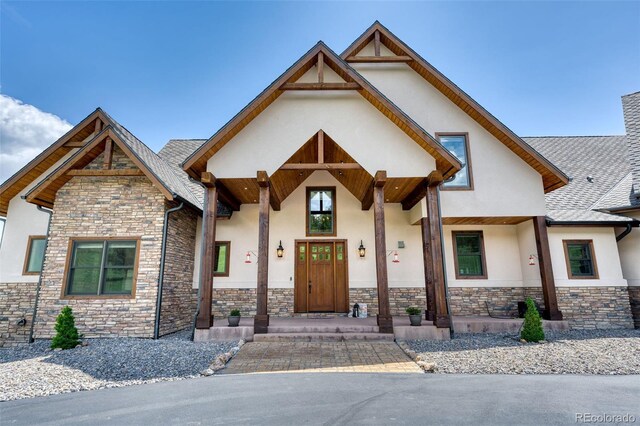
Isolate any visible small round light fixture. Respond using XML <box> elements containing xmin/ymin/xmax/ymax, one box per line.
<box><xmin>276</xmin><ymin>241</ymin><xmax>284</xmax><ymax>258</ymax></box>
<box><xmin>358</xmin><ymin>240</ymin><xmax>366</xmax><ymax>258</ymax></box>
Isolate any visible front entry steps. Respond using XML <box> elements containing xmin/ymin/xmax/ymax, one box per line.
<box><xmin>253</xmin><ymin>332</ymin><xmax>394</xmax><ymax>342</ymax></box>
<box><xmin>254</xmin><ymin>317</ymin><xmax>392</xmax><ymax>342</ymax></box>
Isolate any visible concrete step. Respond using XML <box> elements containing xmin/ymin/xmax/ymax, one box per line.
<box><xmin>267</xmin><ymin>325</ymin><xmax>379</xmax><ymax>333</ymax></box>
<box><xmin>253</xmin><ymin>332</ymin><xmax>395</xmax><ymax>342</ymax></box>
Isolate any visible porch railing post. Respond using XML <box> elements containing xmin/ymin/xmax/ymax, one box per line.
<box><xmin>196</xmin><ymin>172</ymin><xmax>218</xmax><ymax>329</ymax></box>
<box><xmin>373</xmin><ymin>171</ymin><xmax>393</xmax><ymax>333</ymax></box>
<box><xmin>254</xmin><ymin>171</ymin><xmax>271</xmax><ymax>333</ymax></box>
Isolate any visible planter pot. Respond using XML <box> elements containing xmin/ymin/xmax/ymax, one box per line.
<box><xmin>228</xmin><ymin>316</ymin><xmax>241</xmax><ymax>327</ymax></box>
<box><xmin>409</xmin><ymin>314</ymin><xmax>422</xmax><ymax>326</ymax></box>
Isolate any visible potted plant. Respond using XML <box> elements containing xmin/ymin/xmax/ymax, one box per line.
<box><xmin>406</xmin><ymin>307</ymin><xmax>422</xmax><ymax>326</ymax></box>
<box><xmin>228</xmin><ymin>309</ymin><xmax>241</xmax><ymax>327</ymax></box>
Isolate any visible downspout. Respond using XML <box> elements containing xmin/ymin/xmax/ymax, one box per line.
<box><xmin>436</xmin><ymin>186</ymin><xmax>454</xmax><ymax>337</ymax></box>
<box><xmin>154</xmin><ymin>200</ymin><xmax>185</xmax><ymax>339</ymax></box>
<box><xmin>28</xmin><ymin>205</ymin><xmax>53</xmax><ymax>343</ymax></box>
<box><xmin>616</xmin><ymin>224</ymin><xmax>633</xmax><ymax>242</ymax></box>
<box><xmin>190</xmin><ymin>178</ymin><xmax>208</xmax><ymax>341</ymax></box>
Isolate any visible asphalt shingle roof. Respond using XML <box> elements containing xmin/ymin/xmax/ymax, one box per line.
<box><xmin>622</xmin><ymin>91</ymin><xmax>640</xmax><ymax>197</ymax></box>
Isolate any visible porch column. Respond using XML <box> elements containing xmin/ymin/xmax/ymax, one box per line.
<box><xmin>254</xmin><ymin>171</ymin><xmax>271</xmax><ymax>333</ymax></box>
<box><xmin>421</xmin><ymin>217</ymin><xmax>436</xmax><ymax>321</ymax></box>
<box><xmin>373</xmin><ymin>171</ymin><xmax>393</xmax><ymax>333</ymax></box>
<box><xmin>196</xmin><ymin>172</ymin><xmax>218</xmax><ymax>329</ymax></box>
<box><xmin>425</xmin><ymin>171</ymin><xmax>450</xmax><ymax>328</ymax></box>
<box><xmin>532</xmin><ymin>216</ymin><xmax>563</xmax><ymax>320</ymax></box>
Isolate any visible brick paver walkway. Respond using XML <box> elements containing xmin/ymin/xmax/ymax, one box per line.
<box><xmin>221</xmin><ymin>342</ymin><xmax>423</xmax><ymax>374</ymax></box>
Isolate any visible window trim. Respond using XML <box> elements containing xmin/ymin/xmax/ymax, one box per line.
<box><xmin>214</xmin><ymin>241</ymin><xmax>231</xmax><ymax>277</ymax></box>
<box><xmin>437</xmin><ymin>132</ymin><xmax>474</xmax><ymax>191</ymax></box>
<box><xmin>306</xmin><ymin>187</ymin><xmax>337</xmax><ymax>237</ymax></box>
<box><xmin>61</xmin><ymin>237</ymin><xmax>141</xmax><ymax>299</ymax></box>
<box><xmin>452</xmin><ymin>230</ymin><xmax>487</xmax><ymax>279</ymax></box>
<box><xmin>563</xmin><ymin>239</ymin><xmax>599</xmax><ymax>279</ymax></box>
<box><xmin>22</xmin><ymin>235</ymin><xmax>47</xmax><ymax>276</ymax></box>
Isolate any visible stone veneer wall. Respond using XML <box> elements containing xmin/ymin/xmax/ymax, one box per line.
<box><xmin>629</xmin><ymin>287</ymin><xmax>640</xmax><ymax>329</ymax></box>
<box><xmin>556</xmin><ymin>287</ymin><xmax>634</xmax><ymax>329</ymax></box>
<box><xmin>158</xmin><ymin>203</ymin><xmax>199</xmax><ymax>336</ymax></box>
<box><xmin>0</xmin><ymin>283</ymin><xmax>37</xmax><ymax>347</ymax></box>
<box><xmin>211</xmin><ymin>288</ymin><xmax>293</xmax><ymax>318</ymax></box>
<box><xmin>448</xmin><ymin>287</ymin><xmax>532</xmax><ymax>317</ymax></box>
<box><xmin>34</xmin><ymin>168</ymin><xmax>166</xmax><ymax>338</ymax></box>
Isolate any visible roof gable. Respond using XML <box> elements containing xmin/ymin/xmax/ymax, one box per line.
<box><xmin>182</xmin><ymin>42</ymin><xmax>462</xmax><ymax>180</ymax></box>
<box><xmin>342</xmin><ymin>21</ymin><xmax>569</xmax><ymax>193</ymax></box>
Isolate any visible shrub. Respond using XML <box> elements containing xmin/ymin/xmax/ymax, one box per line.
<box><xmin>520</xmin><ymin>297</ymin><xmax>545</xmax><ymax>342</ymax></box>
<box><xmin>51</xmin><ymin>306</ymin><xmax>82</xmax><ymax>349</ymax></box>
<box><xmin>229</xmin><ymin>309</ymin><xmax>241</xmax><ymax>317</ymax></box>
<box><xmin>405</xmin><ymin>307</ymin><xmax>422</xmax><ymax>316</ymax></box>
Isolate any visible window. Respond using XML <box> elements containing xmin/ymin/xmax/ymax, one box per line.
<box><xmin>214</xmin><ymin>242</ymin><xmax>230</xmax><ymax>277</ymax></box>
<box><xmin>23</xmin><ymin>236</ymin><xmax>46</xmax><ymax>275</ymax></box>
<box><xmin>438</xmin><ymin>133</ymin><xmax>473</xmax><ymax>189</ymax></box>
<box><xmin>452</xmin><ymin>231</ymin><xmax>487</xmax><ymax>278</ymax></box>
<box><xmin>65</xmin><ymin>239</ymin><xmax>138</xmax><ymax>297</ymax></box>
<box><xmin>306</xmin><ymin>187</ymin><xmax>336</xmax><ymax>236</ymax></box>
<box><xmin>563</xmin><ymin>240</ymin><xmax>598</xmax><ymax>279</ymax></box>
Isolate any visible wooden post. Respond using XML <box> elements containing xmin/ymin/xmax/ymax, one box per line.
<box><xmin>533</xmin><ymin>216</ymin><xmax>563</xmax><ymax>320</ymax></box>
<box><xmin>425</xmin><ymin>171</ymin><xmax>450</xmax><ymax>328</ymax></box>
<box><xmin>196</xmin><ymin>172</ymin><xmax>218</xmax><ymax>329</ymax></box>
<box><xmin>317</xmin><ymin>52</ymin><xmax>324</xmax><ymax>84</ymax></box>
<box><xmin>103</xmin><ymin>137</ymin><xmax>113</xmax><ymax>170</ymax></box>
<box><xmin>373</xmin><ymin>171</ymin><xmax>393</xmax><ymax>333</ymax></box>
<box><xmin>254</xmin><ymin>171</ymin><xmax>271</xmax><ymax>333</ymax></box>
<box><xmin>421</xmin><ymin>217</ymin><xmax>436</xmax><ymax>321</ymax></box>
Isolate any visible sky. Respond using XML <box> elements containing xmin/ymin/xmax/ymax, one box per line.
<box><xmin>0</xmin><ymin>1</ymin><xmax>639</xmax><ymax>183</ymax></box>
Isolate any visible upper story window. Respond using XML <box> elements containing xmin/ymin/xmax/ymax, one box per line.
<box><xmin>307</xmin><ymin>187</ymin><xmax>336</xmax><ymax>236</ymax></box>
<box><xmin>65</xmin><ymin>239</ymin><xmax>138</xmax><ymax>297</ymax></box>
<box><xmin>23</xmin><ymin>235</ymin><xmax>46</xmax><ymax>275</ymax></box>
<box><xmin>452</xmin><ymin>231</ymin><xmax>487</xmax><ymax>279</ymax></box>
<box><xmin>438</xmin><ymin>133</ymin><xmax>473</xmax><ymax>190</ymax></box>
<box><xmin>563</xmin><ymin>240</ymin><xmax>598</xmax><ymax>279</ymax></box>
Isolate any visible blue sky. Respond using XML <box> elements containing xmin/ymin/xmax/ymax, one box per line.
<box><xmin>1</xmin><ymin>1</ymin><xmax>639</xmax><ymax>166</ymax></box>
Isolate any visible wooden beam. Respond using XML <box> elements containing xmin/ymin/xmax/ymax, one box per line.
<box><xmin>255</xmin><ymin>170</ymin><xmax>270</xmax><ymax>333</ymax></box>
<box><xmin>201</xmin><ymin>172</ymin><xmax>216</xmax><ymax>188</ymax></box>
<box><xmin>103</xmin><ymin>137</ymin><xmax>113</xmax><ymax>169</ymax></box>
<box><xmin>426</xmin><ymin>170</ymin><xmax>444</xmax><ymax>187</ymax></box>
<box><xmin>280</xmin><ymin>163</ymin><xmax>361</xmax><ymax>170</ymax></box>
<box><xmin>401</xmin><ymin>178</ymin><xmax>427</xmax><ymax>210</ymax></box>
<box><xmin>533</xmin><ymin>216</ymin><xmax>563</xmax><ymax>320</ymax></box>
<box><xmin>373</xmin><ymin>170</ymin><xmax>392</xmax><ymax>333</ymax></box>
<box><xmin>317</xmin><ymin>130</ymin><xmax>324</xmax><ymax>164</ymax></box>
<box><xmin>216</xmin><ymin>182</ymin><xmax>241</xmax><ymax>212</ymax></box>
<box><xmin>426</xmin><ymin>183</ymin><xmax>450</xmax><ymax>328</ymax></box>
<box><xmin>94</xmin><ymin>118</ymin><xmax>102</xmax><ymax>133</ymax></box>
<box><xmin>345</xmin><ymin>56</ymin><xmax>413</xmax><ymax>63</ymax></box>
<box><xmin>67</xmin><ymin>169</ymin><xmax>144</xmax><ymax>177</ymax></box>
<box><xmin>280</xmin><ymin>82</ymin><xmax>360</xmax><ymax>91</ymax></box>
<box><xmin>361</xmin><ymin>178</ymin><xmax>375</xmax><ymax>210</ymax></box>
<box><xmin>421</xmin><ymin>217</ymin><xmax>436</xmax><ymax>321</ymax></box>
<box><xmin>374</xmin><ymin>30</ymin><xmax>381</xmax><ymax>56</ymax></box>
<box><xmin>196</xmin><ymin>184</ymin><xmax>218</xmax><ymax>329</ymax></box>
<box><xmin>317</xmin><ymin>52</ymin><xmax>324</xmax><ymax>84</ymax></box>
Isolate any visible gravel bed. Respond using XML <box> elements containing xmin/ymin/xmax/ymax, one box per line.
<box><xmin>408</xmin><ymin>329</ymin><xmax>640</xmax><ymax>375</ymax></box>
<box><xmin>0</xmin><ymin>330</ymin><xmax>237</xmax><ymax>401</ymax></box>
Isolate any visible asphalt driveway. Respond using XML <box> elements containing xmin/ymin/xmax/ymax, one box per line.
<box><xmin>2</xmin><ymin>374</ymin><xmax>638</xmax><ymax>425</ymax></box>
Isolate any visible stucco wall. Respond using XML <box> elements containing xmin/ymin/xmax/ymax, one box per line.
<box><xmin>617</xmin><ymin>212</ymin><xmax>640</xmax><ymax>288</ymax></box>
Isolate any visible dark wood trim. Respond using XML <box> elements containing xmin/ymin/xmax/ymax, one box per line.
<box><xmin>215</xmin><ymin>181</ymin><xmax>242</xmax><ymax>212</ymax></box>
<box><xmin>66</xmin><ymin>169</ymin><xmax>145</xmax><ymax>177</ymax></box>
<box><xmin>562</xmin><ymin>239</ymin><xmax>599</xmax><ymax>280</ymax></box>
<box><xmin>533</xmin><ymin>216</ymin><xmax>563</xmax><ymax>320</ymax></box>
<box><xmin>255</xmin><ymin>171</ymin><xmax>271</xmax><ymax>333</ymax></box>
<box><xmin>420</xmin><ymin>219</ymin><xmax>436</xmax><ymax>321</ymax></box>
<box><xmin>280</xmin><ymin>82</ymin><xmax>361</xmax><ymax>91</ymax></box>
<box><xmin>374</xmin><ymin>30</ymin><xmax>381</xmax><ymax>56</ymax></box>
<box><xmin>60</xmin><ymin>236</ymin><xmax>141</xmax><ymax>300</ymax></box>
<box><xmin>22</xmin><ymin>235</ymin><xmax>46</xmax><ymax>276</ymax></box>
<box><xmin>196</xmin><ymin>184</ymin><xmax>218</xmax><ymax>328</ymax></box>
<box><xmin>451</xmin><ymin>231</ymin><xmax>488</xmax><ymax>279</ymax></box>
<box><xmin>425</xmin><ymin>182</ymin><xmax>450</xmax><ymax>328</ymax></box>
<box><xmin>305</xmin><ymin>186</ymin><xmax>337</xmax><ymax>237</ymax></box>
<box><xmin>373</xmin><ymin>171</ymin><xmax>393</xmax><ymax>333</ymax></box>
<box><xmin>317</xmin><ymin>52</ymin><xmax>324</xmax><ymax>83</ymax></box>
<box><xmin>361</xmin><ymin>181</ymin><xmax>374</xmax><ymax>211</ymax></box>
<box><xmin>345</xmin><ymin>56</ymin><xmax>413</xmax><ymax>63</ymax></box>
<box><xmin>317</xmin><ymin>129</ymin><xmax>324</xmax><ymax>164</ymax></box>
<box><xmin>213</xmin><ymin>241</ymin><xmax>231</xmax><ymax>278</ymax></box>
<box><xmin>103</xmin><ymin>137</ymin><xmax>113</xmax><ymax>169</ymax></box>
<box><xmin>401</xmin><ymin>178</ymin><xmax>427</xmax><ymax>211</ymax></box>
<box><xmin>280</xmin><ymin>163</ymin><xmax>361</xmax><ymax>170</ymax></box>
<box><xmin>437</xmin><ymin>133</ymin><xmax>474</xmax><ymax>191</ymax></box>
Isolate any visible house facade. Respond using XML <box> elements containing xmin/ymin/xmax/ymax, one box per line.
<box><xmin>1</xmin><ymin>22</ymin><xmax>638</xmax><ymax>346</ymax></box>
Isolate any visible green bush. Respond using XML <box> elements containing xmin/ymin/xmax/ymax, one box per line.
<box><xmin>229</xmin><ymin>309</ymin><xmax>241</xmax><ymax>317</ymax></box>
<box><xmin>51</xmin><ymin>306</ymin><xmax>82</xmax><ymax>349</ymax></box>
<box><xmin>405</xmin><ymin>307</ymin><xmax>422</xmax><ymax>316</ymax></box>
<box><xmin>520</xmin><ymin>297</ymin><xmax>545</xmax><ymax>342</ymax></box>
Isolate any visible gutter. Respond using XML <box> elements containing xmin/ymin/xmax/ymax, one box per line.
<box><xmin>616</xmin><ymin>224</ymin><xmax>634</xmax><ymax>242</ymax></box>
<box><xmin>28</xmin><ymin>205</ymin><xmax>53</xmax><ymax>344</ymax></box>
<box><xmin>154</xmin><ymin>199</ymin><xmax>185</xmax><ymax>339</ymax></box>
<box><xmin>546</xmin><ymin>220</ymin><xmax>640</xmax><ymax>227</ymax></box>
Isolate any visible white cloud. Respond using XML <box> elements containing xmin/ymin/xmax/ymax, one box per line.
<box><xmin>0</xmin><ymin>95</ymin><xmax>72</xmax><ymax>182</ymax></box>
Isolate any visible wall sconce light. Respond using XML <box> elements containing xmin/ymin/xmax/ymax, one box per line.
<box><xmin>387</xmin><ymin>250</ymin><xmax>400</xmax><ymax>263</ymax></box>
<box><xmin>528</xmin><ymin>254</ymin><xmax>538</xmax><ymax>266</ymax></box>
<box><xmin>276</xmin><ymin>241</ymin><xmax>284</xmax><ymax>258</ymax></box>
<box><xmin>358</xmin><ymin>240</ymin><xmax>366</xmax><ymax>258</ymax></box>
<box><xmin>244</xmin><ymin>251</ymin><xmax>257</xmax><ymax>264</ymax></box>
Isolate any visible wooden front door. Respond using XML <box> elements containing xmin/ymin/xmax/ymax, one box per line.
<box><xmin>295</xmin><ymin>240</ymin><xmax>348</xmax><ymax>313</ymax></box>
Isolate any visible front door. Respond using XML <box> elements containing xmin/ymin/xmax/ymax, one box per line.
<box><xmin>295</xmin><ymin>240</ymin><xmax>348</xmax><ymax>313</ymax></box>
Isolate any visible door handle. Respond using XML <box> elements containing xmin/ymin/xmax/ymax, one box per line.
<box><xmin>308</xmin><ymin>281</ymin><xmax>312</xmax><ymax>292</ymax></box>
